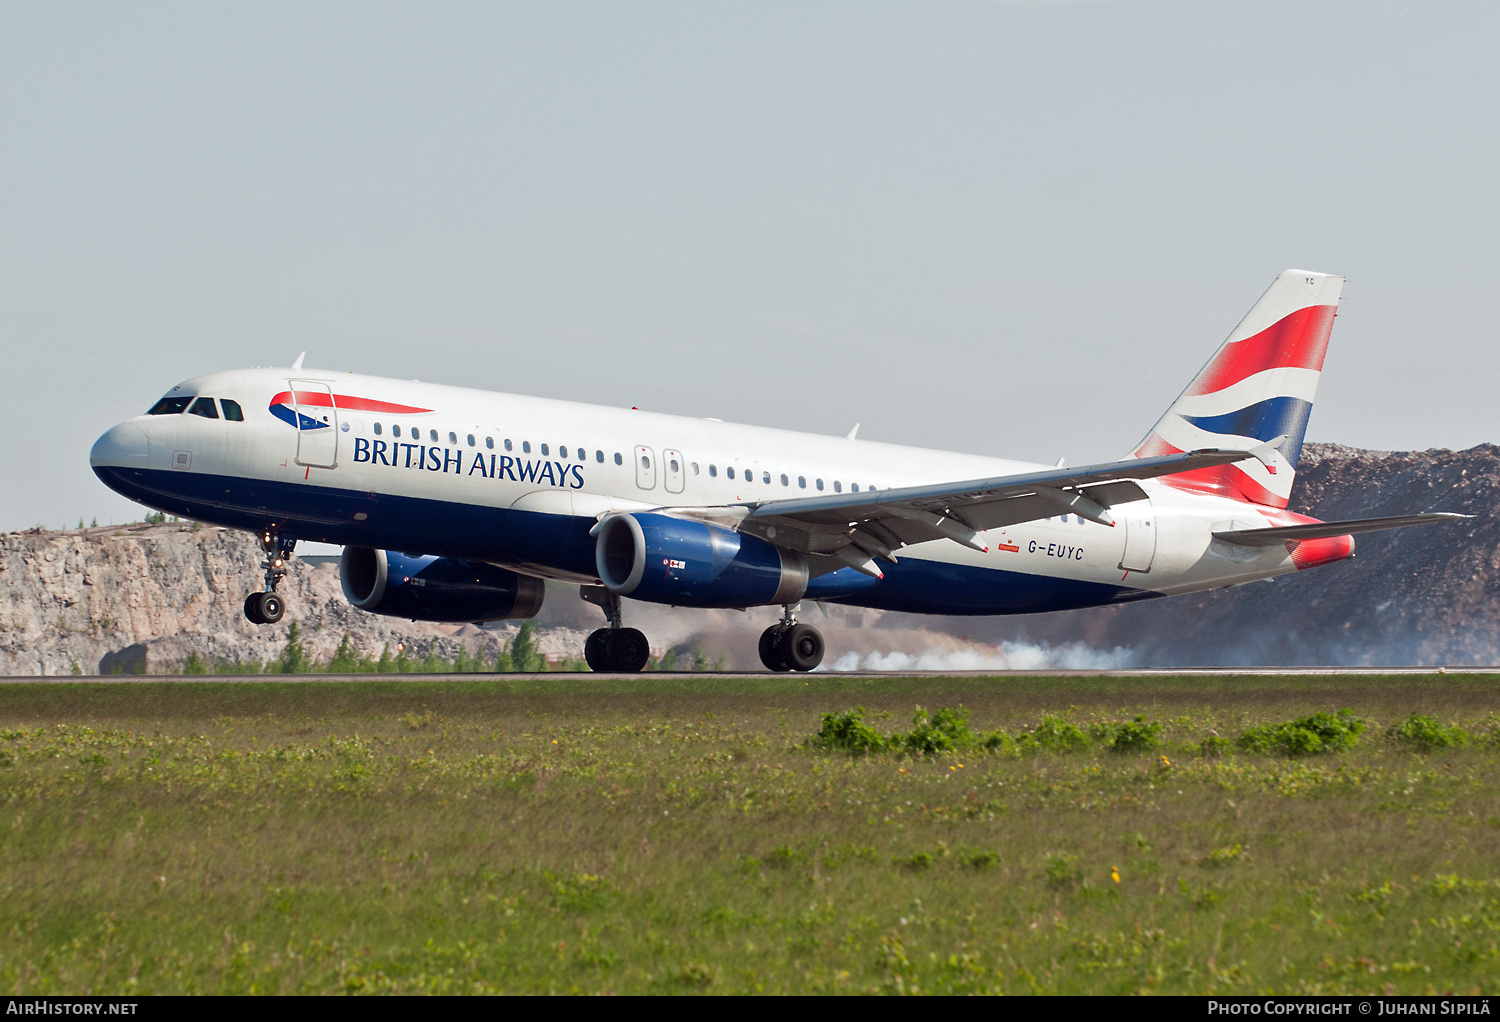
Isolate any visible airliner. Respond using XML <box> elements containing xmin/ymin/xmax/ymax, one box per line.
<box><xmin>90</xmin><ymin>269</ymin><xmax>1463</xmax><ymax>672</ymax></box>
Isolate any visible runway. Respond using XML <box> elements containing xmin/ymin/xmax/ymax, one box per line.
<box><xmin>1</xmin><ymin>667</ymin><xmax>1498</xmax><ymax>683</ymax></box>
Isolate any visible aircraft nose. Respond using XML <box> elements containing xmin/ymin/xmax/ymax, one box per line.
<box><xmin>90</xmin><ymin>422</ymin><xmax>150</xmax><ymax>467</ymax></box>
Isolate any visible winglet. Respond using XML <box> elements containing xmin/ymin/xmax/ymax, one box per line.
<box><xmin>846</xmin><ymin>423</ymin><xmax>860</xmax><ymax>441</ymax></box>
<box><xmin>291</xmin><ymin>351</ymin><xmax>306</xmax><ymax>370</ymax></box>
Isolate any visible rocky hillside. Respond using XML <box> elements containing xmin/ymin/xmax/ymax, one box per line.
<box><xmin>0</xmin><ymin>524</ymin><xmax>593</xmax><ymax>676</ymax></box>
<box><xmin>2</xmin><ymin>442</ymin><xmax>1496</xmax><ymax>674</ymax></box>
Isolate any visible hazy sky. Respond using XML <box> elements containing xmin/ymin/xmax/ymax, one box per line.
<box><xmin>3</xmin><ymin>1</ymin><xmax>1497</xmax><ymax>532</ymax></box>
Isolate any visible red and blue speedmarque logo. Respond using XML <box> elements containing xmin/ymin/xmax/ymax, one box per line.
<box><xmin>269</xmin><ymin>390</ymin><xmax>433</xmax><ymax>430</ymax></box>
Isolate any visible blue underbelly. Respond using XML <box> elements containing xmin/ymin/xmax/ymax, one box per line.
<box><xmin>92</xmin><ymin>466</ymin><xmax>1154</xmax><ymax>615</ymax></box>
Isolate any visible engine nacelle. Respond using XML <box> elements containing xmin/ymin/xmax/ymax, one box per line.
<box><xmin>339</xmin><ymin>547</ymin><xmax>546</xmax><ymax>623</ymax></box>
<box><xmin>595</xmin><ymin>512</ymin><xmax>807</xmax><ymax>608</ymax></box>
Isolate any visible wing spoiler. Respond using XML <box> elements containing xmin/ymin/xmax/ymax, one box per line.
<box><xmin>1211</xmin><ymin>512</ymin><xmax>1470</xmax><ymax>547</ymax></box>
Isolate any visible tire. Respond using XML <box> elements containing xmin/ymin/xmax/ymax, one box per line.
<box><xmin>605</xmin><ymin>627</ymin><xmax>650</xmax><ymax>673</ymax></box>
<box><xmin>758</xmin><ymin>626</ymin><xmax>791</xmax><ymax>672</ymax></box>
<box><xmin>584</xmin><ymin>629</ymin><xmax>610</xmax><ymax>672</ymax></box>
<box><xmin>781</xmin><ymin>623</ymin><xmax>824</xmax><ymax>672</ymax></box>
<box><xmin>256</xmin><ymin>591</ymin><xmax>285</xmax><ymax>624</ymax></box>
<box><xmin>244</xmin><ymin>592</ymin><xmax>265</xmax><ymax>625</ymax></box>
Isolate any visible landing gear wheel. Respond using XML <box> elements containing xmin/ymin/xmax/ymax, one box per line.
<box><xmin>244</xmin><ymin>592</ymin><xmax>266</xmax><ymax>625</ymax></box>
<box><xmin>759</xmin><ymin>626</ymin><xmax>791</xmax><ymax>672</ymax></box>
<box><xmin>604</xmin><ymin>627</ymin><xmax>650</xmax><ymax>673</ymax></box>
<box><xmin>255</xmin><ymin>591</ymin><xmax>285</xmax><ymax>624</ymax></box>
<box><xmin>584</xmin><ymin>628</ymin><xmax>610</xmax><ymax>672</ymax></box>
<box><xmin>781</xmin><ymin>623</ymin><xmax>824</xmax><ymax>672</ymax></box>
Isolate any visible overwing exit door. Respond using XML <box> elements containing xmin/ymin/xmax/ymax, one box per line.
<box><xmin>634</xmin><ymin>446</ymin><xmax>656</xmax><ymax>490</ymax></box>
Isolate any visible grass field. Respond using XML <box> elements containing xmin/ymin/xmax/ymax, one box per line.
<box><xmin>3</xmin><ymin>673</ymin><xmax>1500</xmax><ymax>994</ymax></box>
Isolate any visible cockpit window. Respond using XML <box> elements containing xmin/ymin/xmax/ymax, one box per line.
<box><xmin>147</xmin><ymin>396</ymin><xmax>192</xmax><ymax>415</ymax></box>
<box><xmin>220</xmin><ymin>399</ymin><xmax>244</xmax><ymax>421</ymax></box>
<box><xmin>188</xmin><ymin>397</ymin><xmax>219</xmax><ymax>419</ymax></box>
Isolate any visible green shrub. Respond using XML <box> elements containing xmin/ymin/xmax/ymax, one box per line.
<box><xmin>1044</xmin><ymin>851</ymin><xmax>1083</xmax><ymax>888</ymax></box>
<box><xmin>894</xmin><ymin>851</ymin><xmax>934</xmax><ymax>871</ymax></box>
<box><xmin>809</xmin><ymin>707</ymin><xmax>889</xmax><ymax>754</ymax></box>
<box><xmin>959</xmin><ymin>848</ymin><xmax>1000</xmax><ymax>870</ymax></box>
<box><xmin>1020</xmin><ymin>714</ymin><xmax>1090</xmax><ymax>754</ymax></box>
<box><xmin>810</xmin><ymin>706</ymin><xmax>1018</xmax><ymax>758</ymax></box>
<box><xmin>980</xmin><ymin>728</ymin><xmax>1019</xmax><ymax>757</ymax></box>
<box><xmin>1201</xmin><ymin>843</ymin><xmax>1244</xmax><ymax>867</ymax></box>
<box><xmin>1238</xmin><ymin>709</ymin><xmax>1365</xmax><ymax>756</ymax></box>
<box><xmin>1199</xmin><ymin>735</ymin><xmax>1230</xmax><ymax>758</ymax></box>
<box><xmin>1388</xmin><ymin>713</ymin><xmax>1469</xmax><ymax>752</ymax></box>
<box><xmin>764</xmin><ymin>845</ymin><xmax>808</xmax><ymax>870</ymax></box>
<box><xmin>1090</xmin><ymin>715</ymin><xmax>1165</xmax><ymax>753</ymax></box>
<box><xmin>896</xmin><ymin>706</ymin><xmax>974</xmax><ymax>756</ymax></box>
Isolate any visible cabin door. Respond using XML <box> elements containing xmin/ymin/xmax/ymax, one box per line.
<box><xmin>291</xmin><ymin>380</ymin><xmax>339</xmax><ymax>469</ymax></box>
<box><xmin>1118</xmin><ymin>497</ymin><xmax>1156</xmax><ymax>573</ymax></box>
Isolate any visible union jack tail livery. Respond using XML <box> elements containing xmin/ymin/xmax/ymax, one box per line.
<box><xmin>1131</xmin><ymin>269</ymin><xmax>1344</xmax><ymax>509</ymax></box>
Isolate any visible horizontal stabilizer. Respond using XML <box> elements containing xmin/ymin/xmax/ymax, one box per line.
<box><xmin>1212</xmin><ymin>513</ymin><xmax>1470</xmax><ymax>547</ymax></box>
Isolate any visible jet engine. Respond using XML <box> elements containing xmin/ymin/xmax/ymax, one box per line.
<box><xmin>339</xmin><ymin>547</ymin><xmax>546</xmax><ymax>623</ymax></box>
<box><xmin>594</xmin><ymin>512</ymin><xmax>807</xmax><ymax>608</ymax></box>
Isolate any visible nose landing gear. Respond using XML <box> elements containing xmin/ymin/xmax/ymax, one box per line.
<box><xmin>580</xmin><ymin>586</ymin><xmax>651</xmax><ymax>673</ymax></box>
<box><xmin>758</xmin><ymin>603</ymin><xmax>825</xmax><ymax>673</ymax></box>
<box><xmin>244</xmin><ymin>531</ymin><xmax>296</xmax><ymax>625</ymax></box>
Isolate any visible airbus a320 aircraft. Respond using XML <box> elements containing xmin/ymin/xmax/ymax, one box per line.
<box><xmin>91</xmin><ymin>270</ymin><xmax>1464</xmax><ymax>672</ymax></box>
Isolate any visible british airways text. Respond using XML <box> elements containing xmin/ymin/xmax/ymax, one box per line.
<box><xmin>352</xmin><ymin>438</ymin><xmax>585</xmax><ymax>489</ymax></box>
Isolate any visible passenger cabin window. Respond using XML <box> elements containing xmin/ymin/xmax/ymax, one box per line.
<box><xmin>798</xmin><ymin>475</ymin><xmax>806</xmax><ymax>488</ymax></box>
<box><xmin>780</xmin><ymin>474</ymin><xmax>789</xmax><ymax>486</ymax></box>
<box><xmin>466</xmin><ymin>434</ymin><xmax>475</xmax><ymax>447</ymax></box>
<box><xmin>374</xmin><ymin>422</ymin><xmax>383</xmax><ymax>435</ymax></box>
<box><xmin>188</xmin><ymin>397</ymin><xmax>218</xmax><ymax>419</ymax></box>
<box><xmin>595</xmin><ymin>450</ymin><xmax>604</xmax><ymax>463</ymax></box>
<box><xmin>834</xmin><ymin>481</ymin><xmax>841</xmax><ymax>493</ymax></box>
<box><xmin>484</xmin><ymin>436</ymin><xmax>493</xmax><ymax>449</ymax></box>
<box><xmin>522</xmin><ymin>441</ymin><xmax>530</xmax><ymax>454</ymax></box>
<box><xmin>815</xmin><ymin>478</ymin><xmax>823</xmax><ymax>491</ymax></box>
<box><xmin>504</xmin><ymin>439</ymin><xmax>512</xmax><ymax>451</ymax></box>
<box><xmin>429</xmin><ymin>429</ymin><xmax>439</xmax><ymax>443</ymax></box>
<box><xmin>691</xmin><ymin>462</ymin><xmax>699</xmax><ymax>475</ymax></box>
<box><xmin>613</xmin><ymin>452</ymin><xmax>622</xmax><ymax>465</ymax></box>
<box><xmin>579</xmin><ymin>448</ymin><xmax>587</xmax><ymax>462</ymax></box>
<box><xmin>727</xmin><ymin>467</ymin><xmax>735</xmax><ymax>480</ymax></box>
<box><xmin>147</xmin><ymin>396</ymin><xmax>192</xmax><ymax>415</ymax></box>
<box><xmin>669</xmin><ymin>457</ymin><xmax>680</xmax><ymax>473</ymax></box>
<box><xmin>709</xmin><ymin>465</ymin><xmax>718</xmax><ymax>477</ymax></box>
<box><xmin>448</xmin><ymin>431</ymin><xmax>457</xmax><ymax>445</ymax></box>
<box><xmin>762</xmin><ymin>471</ymin><xmax>771</xmax><ymax>484</ymax></box>
<box><xmin>541</xmin><ymin>443</ymin><xmax>549</xmax><ymax>456</ymax></box>
<box><xmin>559</xmin><ymin>446</ymin><xmax>568</xmax><ymax>458</ymax></box>
<box><xmin>220</xmin><ymin>399</ymin><xmax>244</xmax><ymax>421</ymax></box>
<box><xmin>851</xmin><ymin>484</ymin><xmax>859</xmax><ymax>492</ymax></box>
<box><xmin>392</xmin><ymin>425</ymin><xmax>402</xmax><ymax>438</ymax></box>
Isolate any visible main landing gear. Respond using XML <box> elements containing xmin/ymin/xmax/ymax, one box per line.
<box><xmin>244</xmin><ymin>531</ymin><xmax>296</xmax><ymax>625</ymax></box>
<box><xmin>758</xmin><ymin>603</ymin><xmax>825</xmax><ymax>673</ymax></box>
<box><xmin>580</xmin><ymin>587</ymin><xmax>651</xmax><ymax>673</ymax></box>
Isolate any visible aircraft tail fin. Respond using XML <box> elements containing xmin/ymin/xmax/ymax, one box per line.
<box><xmin>1130</xmin><ymin>269</ymin><xmax>1344</xmax><ymax>508</ymax></box>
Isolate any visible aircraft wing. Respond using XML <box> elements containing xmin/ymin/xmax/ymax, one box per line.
<box><xmin>1211</xmin><ymin>513</ymin><xmax>1471</xmax><ymax>547</ymax></box>
<box><xmin>698</xmin><ymin>445</ymin><xmax>1285</xmax><ymax>577</ymax></box>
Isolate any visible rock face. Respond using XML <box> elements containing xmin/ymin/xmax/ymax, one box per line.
<box><xmin>2</xmin><ymin>442</ymin><xmax>1496</xmax><ymax>674</ymax></box>
<box><xmin>0</xmin><ymin>524</ymin><xmax>583</xmax><ymax>676</ymax></box>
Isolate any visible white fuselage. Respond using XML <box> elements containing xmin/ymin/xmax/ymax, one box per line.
<box><xmin>91</xmin><ymin>366</ymin><xmax>1329</xmax><ymax>617</ymax></box>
